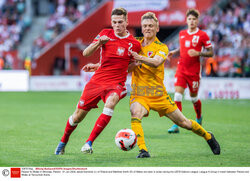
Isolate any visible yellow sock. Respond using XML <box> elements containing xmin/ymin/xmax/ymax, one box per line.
<box><xmin>190</xmin><ymin>120</ymin><xmax>211</xmax><ymax>141</ymax></box>
<box><xmin>131</xmin><ymin>117</ymin><xmax>148</xmax><ymax>151</ymax></box>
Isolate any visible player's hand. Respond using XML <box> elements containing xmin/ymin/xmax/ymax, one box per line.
<box><xmin>188</xmin><ymin>49</ymin><xmax>200</xmax><ymax>57</ymax></box>
<box><xmin>166</xmin><ymin>50</ymin><xmax>175</xmax><ymax>61</ymax></box>
<box><xmin>129</xmin><ymin>51</ymin><xmax>143</xmax><ymax>61</ymax></box>
<box><xmin>130</xmin><ymin>59</ymin><xmax>142</xmax><ymax>66</ymax></box>
<box><xmin>98</xmin><ymin>35</ymin><xmax>110</xmax><ymax>45</ymax></box>
<box><xmin>82</xmin><ymin>63</ymin><xmax>100</xmax><ymax>72</ymax></box>
<box><xmin>128</xmin><ymin>60</ymin><xmax>141</xmax><ymax>72</ymax></box>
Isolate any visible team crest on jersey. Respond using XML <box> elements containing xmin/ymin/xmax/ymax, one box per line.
<box><xmin>147</xmin><ymin>51</ymin><xmax>153</xmax><ymax>57</ymax></box>
<box><xmin>185</xmin><ymin>40</ymin><xmax>191</xmax><ymax>47</ymax></box>
<box><xmin>117</xmin><ymin>47</ymin><xmax>125</xmax><ymax>56</ymax></box>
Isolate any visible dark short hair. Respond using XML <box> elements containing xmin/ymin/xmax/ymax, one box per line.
<box><xmin>186</xmin><ymin>9</ymin><xmax>200</xmax><ymax>18</ymax></box>
<box><xmin>111</xmin><ymin>8</ymin><xmax>127</xmax><ymax>19</ymax></box>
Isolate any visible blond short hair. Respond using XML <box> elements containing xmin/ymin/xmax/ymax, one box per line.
<box><xmin>141</xmin><ymin>12</ymin><xmax>159</xmax><ymax>26</ymax></box>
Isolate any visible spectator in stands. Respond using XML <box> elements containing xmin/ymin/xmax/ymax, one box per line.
<box><xmin>205</xmin><ymin>57</ymin><xmax>218</xmax><ymax>77</ymax></box>
<box><xmin>232</xmin><ymin>57</ymin><xmax>243</xmax><ymax>77</ymax></box>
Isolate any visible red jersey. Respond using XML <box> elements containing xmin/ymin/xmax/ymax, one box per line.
<box><xmin>177</xmin><ymin>28</ymin><xmax>212</xmax><ymax>76</ymax></box>
<box><xmin>89</xmin><ymin>29</ymin><xmax>141</xmax><ymax>85</ymax></box>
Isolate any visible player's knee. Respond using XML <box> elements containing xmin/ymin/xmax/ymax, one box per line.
<box><xmin>174</xmin><ymin>92</ymin><xmax>183</xmax><ymax>102</ymax></box>
<box><xmin>105</xmin><ymin>93</ymin><xmax>119</xmax><ymax>109</ymax></box>
<box><xmin>130</xmin><ymin>109</ymin><xmax>140</xmax><ymax>118</ymax></box>
<box><xmin>72</xmin><ymin>114</ymin><xmax>82</xmax><ymax>124</ymax></box>
<box><xmin>130</xmin><ymin>107</ymin><xmax>145</xmax><ymax>119</ymax></box>
<box><xmin>72</xmin><ymin>109</ymin><xmax>88</xmax><ymax>123</ymax></box>
<box><xmin>68</xmin><ymin>115</ymin><xmax>79</xmax><ymax>126</ymax></box>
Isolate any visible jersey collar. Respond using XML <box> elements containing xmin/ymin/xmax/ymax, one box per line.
<box><xmin>141</xmin><ymin>36</ymin><xmax>158</xmax><ymax>47</ymax></box>
<box><xmin>187</xmin><ymin>28</ymin><xmax>199</xmax><ymax>35</ymax></box>
<box><xmin>114</xmin><ymin>30</ymin><xmax>130</xmax><ymax>39</ymax></box>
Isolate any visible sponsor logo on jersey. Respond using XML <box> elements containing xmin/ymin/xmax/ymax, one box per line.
<box><xmin>180</xmin><ymin>36</ymin><xmax>185</xmax><ymax>39</ymax></box>
<box><xmin>206</xmin><ymin>40</ymin><xmax>211</xmax><ymax>44</ymax></box>
<box><xmin>117</xmin><ymin>47</ymin><xmax>125</xmax><ymax>56</ymax></box>
<box><xmin>147</xmin><ymin>51</ymin><xmax>153</xmax><ymax>57</ymax></box>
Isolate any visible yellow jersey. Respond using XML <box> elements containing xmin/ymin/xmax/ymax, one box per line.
<box><xmin>131</xmin><ymin>37</ymin><xmax>169</xmax><ymax>97</ymax></box>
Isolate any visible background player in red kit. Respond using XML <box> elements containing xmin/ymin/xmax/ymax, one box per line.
<box><xmin>168</xmin><ymin>9</ymin><xmax>214</xmax><ymax>133</ymax></box>
<box><xmin>55</xmin><ymin>8</ymin><xmax>141</xmax><ymax>154</ymax></box>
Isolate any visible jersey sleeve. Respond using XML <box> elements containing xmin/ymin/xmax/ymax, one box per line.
<box><xmin>202</xmin><ymin>32</ymin><xmax>212</xmax><ymax>48</ymax></box>
<box><xmin>91</xmin><ymin>29</ymin><xmax>107</xmax><ymax>44</ymax></box>
<box><xmin>133</xmin><ymin>41</ymin><xmax>141</xmax><ymax>53</ymax></box>
<box><xmin>155</xmin><ymin>44</ymin><xmax>169</xmax><ymax>60</ymax></box>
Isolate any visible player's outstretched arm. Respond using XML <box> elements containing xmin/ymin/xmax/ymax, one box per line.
<box><xmin>82</xmin><ymin>35</ymin><xmax>110</xmax><ymax>57</ymax></box>
<box><xmin>166</xmin><ymin>48</ymin><xmax>180</xmax><ymax>61</ymax></box>
<box><xmin>130</xmin><ymin>51</ymin><xmax>164</xmax><ymax>68</ymax></box>
<box><xmin>82</xmin><ymin>63</ymin><xmax>100</xmax><ymax>72</ymax></box>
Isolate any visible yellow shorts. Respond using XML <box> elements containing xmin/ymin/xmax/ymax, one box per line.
<box><xmin>130</xmin><ymin>94</ymin><xmax>178</xmax><ymax>117</ymax></box>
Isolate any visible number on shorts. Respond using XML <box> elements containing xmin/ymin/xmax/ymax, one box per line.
<box><xmin>192</xmin><ymin>81</ymin><xmax>199</xmax><ymax>89</ymax></box>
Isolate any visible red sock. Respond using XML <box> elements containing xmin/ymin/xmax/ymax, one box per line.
<box><xmin>86</xmin><ymin>113</ymin><xmax>112</xmax><ymax>143</ymax></box>
<box><xmin>175</xmin><ymin>101</ymin><xmax>182</xmax><ymax>112</ymax></box>
<box><xmin>193</xmin><ymin>99</ymin><xmax>202</xmax><ymax>119</ymax></box>
<box><xmin>61</xmin><ymin>119</ymin><xmax>77</xmax><ymax>144</ymax></box>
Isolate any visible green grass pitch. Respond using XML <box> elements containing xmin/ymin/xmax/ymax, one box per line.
<box><xmin>0</xmin><ymin>92</ymin><xmax>250</xmax><ymax>167</ymax></box>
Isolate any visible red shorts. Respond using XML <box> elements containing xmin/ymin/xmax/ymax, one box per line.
<box><xmin>174</xmin><ymin>72</ymin><xmax>200</xmax><ymax>94</ymax></box>
<box><xmin>77</xmin><ymin>81</ymin><xmax>127</xmax><ymax>111</ymax></box>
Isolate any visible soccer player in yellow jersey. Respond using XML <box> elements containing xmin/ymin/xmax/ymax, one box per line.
<box><xmin>128</xmin><ymin>12</ymin><xmax>220</xmax><ymax>158</ymax></box>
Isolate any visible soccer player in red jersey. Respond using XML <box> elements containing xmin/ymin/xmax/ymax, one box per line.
<box><xmin>168</xmin><ymin>9</ymin><xmax>214</xmax><ymax>133</ymax></box>
<box><xmin>55</xmin><ymin>8</ymin><xmax>141</xmax><ymax>155</ymax></box>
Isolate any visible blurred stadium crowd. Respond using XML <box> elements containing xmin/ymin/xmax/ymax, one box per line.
<box><xmin>168</xmin><ymin>0</ymin><xmax>250</xmax><ymax>77</ymax></box>
<box><xmin>0</xmin><ymin>0</ymin><xmax>249</xmax><ymax>77</ymax></box>
<box><xmin>32</xmin><ymin>0</ymin><xmax>102</xmax><ymax>57</ymax></box>
<box><xmin>0</xmin><ymin>0</ymin><xmax>28</xmax><ymax>69</ymax></box>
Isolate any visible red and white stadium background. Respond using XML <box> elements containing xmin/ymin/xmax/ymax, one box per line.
<box><xmin>32</xmin><ymin>0</ymin><xmax>216</xmax><ymax>75</ymax></box>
